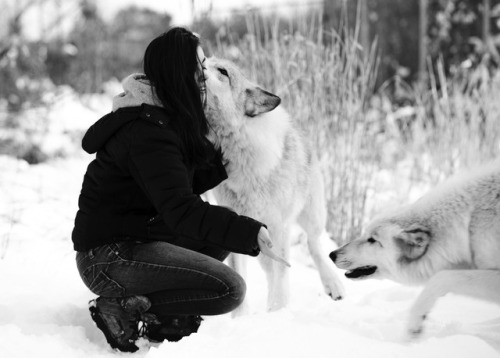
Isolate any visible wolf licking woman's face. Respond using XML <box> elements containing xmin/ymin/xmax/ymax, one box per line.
<box><xmin>203</xmin><ymin>58</ymin><xmax>281</xmax><ymax>128</ymax></box>
<box><xmin>201</xmin><ymin>56</ymin><xmax>346</xmax><ymax>313</ymax></box>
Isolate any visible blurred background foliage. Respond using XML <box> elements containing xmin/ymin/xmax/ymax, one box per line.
<box><xmin>2</xmin><ymin>0</ymin><xmax>499</xmax><ymax>106</ymax></box>
<box><xmin>0</xmin><ymin>0</ymin><xmax>173</xmax><ymax>105</ymax></box>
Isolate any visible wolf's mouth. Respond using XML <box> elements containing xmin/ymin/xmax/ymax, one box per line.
<box><xmin>345</xmin><ymin>266</ymin><xmax>377</xmax><ymax>279</ymax></box>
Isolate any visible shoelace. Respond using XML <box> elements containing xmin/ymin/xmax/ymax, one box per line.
<box><xmin>137</xmin><ymin>320</ymin><xmax>148</xmax><ymax>337</ymax></box>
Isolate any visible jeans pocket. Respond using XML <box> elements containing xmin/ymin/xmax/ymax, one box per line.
<box><xmin>109</xmin><ymin>242</ymin><xmax>135</xmax><ymax>261</ymax></box>
<box><xmin>89</xmin><ymin>270</ymin><xmax>126</xmax><ymax>297</ymax></box>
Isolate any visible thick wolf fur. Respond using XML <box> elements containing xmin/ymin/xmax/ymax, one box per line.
<box><xmin>204</xmin><ymin>57</ymin><xmax>344</xmax><ymax>313</ymax></box>
<box><xmin>330</xmin><ymin>163</ymin><xmax>500</xmax><ymax>335</ymax></box>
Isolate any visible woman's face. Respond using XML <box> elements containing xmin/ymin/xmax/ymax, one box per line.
<box><xmin>196</xmin><ymin>46</ymin><xmax>207</xmax><ymax>82</ymax></box>
<box><xmin>196</xmin><ymin>46</ymin><xmax>208</xmax><ymax>106</ymax></box>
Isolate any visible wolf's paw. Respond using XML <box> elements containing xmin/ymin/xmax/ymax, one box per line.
<box><xmin>325</xmin><ymin>282</ymin><xmax>345</xmax><ymax>301</ymax></box>
<box><xmin>328</xmin><ymin>292</ymin><xmax>343</xmax><ymax>301</ymax></box>
<box><xmin>407</xmin><ymin>314</ymin><xmax>427</xmax><ymax>339</ymax></box>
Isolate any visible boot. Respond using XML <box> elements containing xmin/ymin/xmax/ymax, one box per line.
<box><xmin>89</xmin><ymin>295</ymin><xmax>151</xmax><ymax>352</ymax></box>
<box><xmin>144</xmin><ymin>315</ymin><xmax>203</xmax><ymax>343</ymax></box>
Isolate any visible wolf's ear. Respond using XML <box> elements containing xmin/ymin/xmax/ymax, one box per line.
<box><xmin>244</xmin><ymin>87</ymin><xmax>281</xmax><ymax>117</ymax></box>
<box><xmin>394</xmin><ymin>224</ymin><xmax>431</xmax><ymax>262</ymax></box>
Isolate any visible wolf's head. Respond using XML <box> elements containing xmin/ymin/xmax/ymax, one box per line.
<box><xmin>204</xmin><ymin>57</ymin><xmax>281</xmax><ymax>135</ymax></box>
<box><xmin>329</xmin><ymin>214</ymin><xmax>433</xmax><ymax>284</ymax></box>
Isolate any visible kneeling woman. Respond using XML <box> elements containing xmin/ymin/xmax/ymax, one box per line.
<box><xmin>72</xmin><ymin>27</ymin><xmax>287</xmax><ymax>352</ymax></box>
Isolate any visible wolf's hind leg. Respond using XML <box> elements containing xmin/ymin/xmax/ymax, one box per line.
<box><xmin>407</xmin><ymin>269</ymin><xmax>500</xmax><ymax>337</ymax></box>
<box><xmin>298</xmin><ymin>165</ymin><xmax>345</xmax><ymax>301</ymax></box>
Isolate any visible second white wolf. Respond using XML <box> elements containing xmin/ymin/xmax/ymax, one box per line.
<box><xmin>330</xmin><ymin>162</ymin><xmax>500</xmax><ymax>336</ymax></box>
<box><xmin>203</xmin><ymin>57</ymin><xmax>344</xmax><ymax>312</ymax></box>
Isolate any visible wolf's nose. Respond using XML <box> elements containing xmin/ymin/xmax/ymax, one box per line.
<box><xmin>329</xmin><ymin>251</ymin><xmax>337</xmax><ymax>262</ymax></box>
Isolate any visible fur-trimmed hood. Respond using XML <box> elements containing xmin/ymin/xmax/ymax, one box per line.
<box><xmin>112</xmin><ymin>73</ymin><xmax>163</xmax><ymax>112</ymax></box>
<box><xmin>82</xmin><ymin>74</ymin><xmax>165</xmax><ymax>154</ymax></box>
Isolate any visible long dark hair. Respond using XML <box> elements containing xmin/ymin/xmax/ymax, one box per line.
<box><xmin>143</xmin><ymin>27</ymin><xmax>211</xmax><ymax>165</ymax></box>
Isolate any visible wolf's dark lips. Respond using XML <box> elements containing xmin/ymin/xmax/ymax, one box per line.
<box><xmin>345</xmin><ymin>266</ymin><xmax>377</xmax><ymax>279</ymax></box>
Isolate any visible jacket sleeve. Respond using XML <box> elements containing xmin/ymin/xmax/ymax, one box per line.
<box><xmin>128</xmin><ymin>121</ymin><xmax>261</xmax><ymax>256</ymax></box>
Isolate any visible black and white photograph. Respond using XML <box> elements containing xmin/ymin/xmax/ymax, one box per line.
<box><xmin>1</xmin><ymin>0</ymin><xmax>499</xmax><ymax>357</ymax></box>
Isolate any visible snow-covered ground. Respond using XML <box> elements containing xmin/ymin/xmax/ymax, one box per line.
<box><xmin>1</xmin><ymin>94</ymin><xmax>500</xmax><ymax>357</ymax></box>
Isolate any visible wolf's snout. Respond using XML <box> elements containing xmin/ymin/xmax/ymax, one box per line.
<box><xmin>329</xmin><ymin>251</ymin><xmax>338</xmax><ymax>262</ymax></box>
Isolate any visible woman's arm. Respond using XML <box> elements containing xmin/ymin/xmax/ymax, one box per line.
<box><xmin>192</xmin><ymin>146</ymin><xmax>228</xmax><ymax>195</ymax></box>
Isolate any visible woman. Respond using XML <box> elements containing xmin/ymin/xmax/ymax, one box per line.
<box><xmin>72</xmin><ymin>27</ymin><xmax>288</xmax><ymax>353</ymax></box>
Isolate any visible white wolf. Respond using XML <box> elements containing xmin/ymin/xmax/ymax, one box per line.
<box><xmin>330</xmin><ymin>163</ymin><xmax>500</xmax><ymax>336</ymax></box>
<box><xmin>203</xmin><ymin>57</ymin><xmax>345</xmax><ymax>312</ymax></box>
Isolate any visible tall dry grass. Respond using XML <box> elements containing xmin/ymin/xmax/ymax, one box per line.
<box><xmin>209</xmin><ymin>13</ymin><xmax>500</xmax><ymax>245</ymax></box>
<box><xmin>406</xmin><ymin>60</ymin><xmax>500</xmax><ymax>182</ymax></box>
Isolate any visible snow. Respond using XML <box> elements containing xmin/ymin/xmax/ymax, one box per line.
<box><xmin>1</xmin><ymin>94</ymin><xmax>500</xmax><ymax>357</ymax></box>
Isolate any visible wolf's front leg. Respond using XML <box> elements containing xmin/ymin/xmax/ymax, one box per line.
<box><xmin>228</xmin><ymin>253</ymin><xmax>250</xmax><ymax>317</ymax></box>
<box><xmin>407</xmin><ymin>269</ymin><xmax>500</xmax><ymax>337</ymax></box>
<box><xmin>261</xmin><ymin>255</ymin><xmax>290</xmax><ymax>311</ymax></box>
<box><xmin>259</xmin><ymin>225</ymin><xmax>291</xmax><ymax>311</ymax></box>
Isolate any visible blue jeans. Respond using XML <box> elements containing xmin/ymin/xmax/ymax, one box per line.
<box><xmin>76</xmin><ymin>241</ymin><xmax>246</xmax><ymax>316</ymax></box>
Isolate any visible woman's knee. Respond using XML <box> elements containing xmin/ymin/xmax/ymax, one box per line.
<box><xmin>221</xmin><ymin>271</ymin><xmax>246</xmax><ymax>313</ymax></box>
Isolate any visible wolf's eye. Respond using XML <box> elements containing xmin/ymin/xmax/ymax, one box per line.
<box><xmin>367</xmin><ymin>237</ymin><xmax>376</xmax><ymax>244</ymax></box>
<box><xmin>217</xmin><ymin>68</ymin><xmax>229</xmax><ymax>77</ymax></box>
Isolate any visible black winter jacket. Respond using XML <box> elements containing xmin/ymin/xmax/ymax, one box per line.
<box><xmin>72</xmin><ymin>104</ymin><xmax>262</xmax><ymax>256</ymax></box>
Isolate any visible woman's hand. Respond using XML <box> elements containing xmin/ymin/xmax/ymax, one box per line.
<box><xmin>257</xmin><ymin>227</ymin><xmax>291</xmax><ymax>267</ymax></box>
